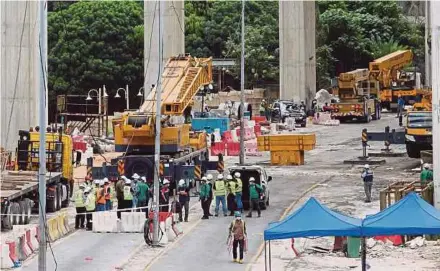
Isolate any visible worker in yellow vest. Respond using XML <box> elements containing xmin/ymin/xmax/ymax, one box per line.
<box><xmin>123</xmin><ymin>178</ymin><xmax>134</xmax><ymax>213</ymax></box>
<box><xmin>213</xmin><ymin>174</ymin><xmax>228</xmax><ymax>217</ymax></box>
<box><xmin>234</xmin><ymin>172</ymin><xmax>243</xmax><ymax>212</ymax></box>
<box><xmin>74</xmin><ymin>184</ymin><xmax>86</xmax><ymax>229</ymax></box>
<box><xmin>227</xmin><ymin>175</ymin><xmax>237</xmax><ymax>216</ymax></box>
<box><xmin>84</xmin><ymin>187</ymin><xmax>96</xmax><ymax>231</ymax></box>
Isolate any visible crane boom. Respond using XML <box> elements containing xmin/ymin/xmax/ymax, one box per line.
<box><xmin>369</xmin><ymin>50</ymin><xmax>413</xmax><ymax>88</ymax></box>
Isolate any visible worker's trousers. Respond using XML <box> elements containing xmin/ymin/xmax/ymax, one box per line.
<box><xmin>233</xmin><ymin>239</ymin><xmax>244</xmax><ymax>260</ymax></box>
<box><xmin>75</xmin><ymin>207</ymin><xmax>86</xmax><ymax>229</ymax></box>
<box><xmin>106</xmin><ymin>200</ymin><xmax>112</xmax><ymax>211</ymax></box>
<box><xmin>179</xmin><ymin>200</ymin><xmax>189</xmax><ymax>221</ymax></box>
<box><xmin>235</xmin><ymin>192</ymin><xmax>243</xmax><ymax>211</ymax></box>
<box><xmin>201</xmin><ymin>199</ymin><xmax>210</xmax><ymax>218</ymax></box>
<box><xmin>247</xmin><ymin>199</ymin><xmax>260</xmax><ymax>217</ymax></box>
<box><xmin>215</xmin><ymin>195</ymin><xmax>227</xmax><ymax>216</ymax></box>
<box><xmin>86</xmin><ymin>209</ymin><xmax>95</xmax><ymax>230</ymax></box>
<box><xmin>96</xmin><ymin>203</ymin><xmax>106</xmax><ymax>212</ymax></box>
<box><xmin>364</xmin><ymin>181</ymin><xmax>373</xmax><ymax>202</ymax></box>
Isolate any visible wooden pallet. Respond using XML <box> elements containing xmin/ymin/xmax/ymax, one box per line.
<box><xmin>379</xmin><ymin>181</ymin><xmax>416</xmax><ymax>210</ymax></box>
<box><xmin>402</xmin><ymin>181</ymin><xmax>434</xmax><ymax>205</ymax></box>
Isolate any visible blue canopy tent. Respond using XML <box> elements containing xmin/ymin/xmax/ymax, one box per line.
<box><xmin>363</xmin><ymin>192</ymin><xmax>440</xmax><ymax>236</ymax></box>
<box><xmin>263</xmin><ymin>197</ymin><xmax>362</xmax><ymax>270</ymax></box>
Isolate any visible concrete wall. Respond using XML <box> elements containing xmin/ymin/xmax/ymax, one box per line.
<box><xmin>144</xmin><ymin>0</ymin><xmax>185</xmax><ymax>98</ymax></box>
<box><xmin>1</xmin><ymin>1</ymin><xmax>40</xmax><ymax>151</ymax></box>
<box><xmin>279</xmin><ymin>0</ymin><xmax>316</xmax><ymax>105</ymax></box>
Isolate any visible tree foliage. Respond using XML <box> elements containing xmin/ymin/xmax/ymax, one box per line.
<box><xmin>48</xmin><ymin>1</ymin><xmax>144</xmax><ymax>102</ymax></box>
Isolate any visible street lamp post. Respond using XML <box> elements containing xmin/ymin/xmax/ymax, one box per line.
<box><xmin>86</xmin><ymin>88</ymin><xmax>103</xmax><ymax>136</ymax></box>
<box><xmin>115</xmin><ymin>85</ymin><xmax>130</xmax><ymax>110</ymax></box>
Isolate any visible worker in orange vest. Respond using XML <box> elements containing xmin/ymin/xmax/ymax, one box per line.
<box><xmin>104</xmin><ymin>178</ymin><xmax>112</xmax><ymax>211</ymax></box>
<box><xmin>96</xmin><ymin>180</ymin><xmax>107</xmax><ymax>211</ymax></box>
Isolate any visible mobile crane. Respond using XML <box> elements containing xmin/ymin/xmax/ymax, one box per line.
<box><xmin>369</xmin><ymin>50</ymin><xmax>430</xmax><ymax>111</ymax></box>
<box><xmin>110</xmin><ymin>55</ymin><xmax>219</xmax><ymax>183</ymax></box>
<box><xmin>330</xmin><ymin>69</ymin><xmax>381</xmax><ymax>122</ymax></box>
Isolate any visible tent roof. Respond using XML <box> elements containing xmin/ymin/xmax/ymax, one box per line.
<box><xmin>362</xmin><ymin>192</ymin><xmax>440</xmax><ymax>236</ymax></box>
<box><xmin>264</xmin><ymin>197</ymin><xmax>362</xmax><ymax>240</ymax></box>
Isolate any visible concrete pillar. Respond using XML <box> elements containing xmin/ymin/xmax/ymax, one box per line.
<box><xmin>144</xmin><ymin>0</ymin><xmax>184</xmax><ymax>99</ymax></box>
<box><xmin>279</xmin><ymin>0</ymin><xmax>316</xmax><ymax>106</ymax></box>
<box><xmin>1</xmin><ymin>1</ymin><xmax>40</xmax><ymax>151</ymax></box>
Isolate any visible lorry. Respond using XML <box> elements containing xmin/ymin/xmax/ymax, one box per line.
<box><xmin>405</xmin><ymin>110</ymin><xmax>432</xmax><ymax>158</ymax></box>
<box><xmin>271</xmin><ymin>100</ymin><xmax>307</xmax><ymax>127</ymax></box>
<box><xmin>108</xmin><ymin>55</ymin><xmax>219</xmax><ymax>184</ymax></box>
<box><xmin>1</xmin><ymin>129</ymin><xmax>73</xmax><ymax>229</ymax></box>
<box><xmin>330</xmin><ymin>69</ymin><xmax>381</xmax><ymax>122</ymax></box>
<box><xmin>228</xmin><ymin>165</ymin><xmax>271</xmax><ymax>210</ymax></box>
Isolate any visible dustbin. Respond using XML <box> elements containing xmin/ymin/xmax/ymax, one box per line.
<box><xmin>347</xmin><ymin>237</ymin><xmax>361</xmax><ymax>258</ymax></box>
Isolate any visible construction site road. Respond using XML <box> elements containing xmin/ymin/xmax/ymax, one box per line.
<box><xmin>19</xmin><ymin>113</ymin><xmax>401</xmax><ymax>271</ymax></box>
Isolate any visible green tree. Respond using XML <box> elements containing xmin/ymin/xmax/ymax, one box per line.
<box><xmin>370</xmin><ymin>37</ymin><xmax>409</xmax><ymax>59</ymax></box>
<box><xmin>48</xmin><ymin>1</ymin><xmax>144</xmax><ymax>102</ymax></box>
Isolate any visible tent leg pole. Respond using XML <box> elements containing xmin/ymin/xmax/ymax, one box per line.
<box><xmin>269</xmin><ymin>240</ymin><xmax>272</xmax><ymax>271</ymax></box>
<box><xmin>265</xmin><ymin>241</ymin><xmax>267</xmax><ymax>271</ymax></box>
<box><xmin>361</xmin><ymin>237</ymin><xmax>367</xmax><ymax>271</ymax></box>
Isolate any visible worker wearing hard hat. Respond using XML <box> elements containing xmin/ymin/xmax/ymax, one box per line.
<box><xmin>74</xmin><ymin>183</ymin><xmax>86</xmax><ymax>229</ymax></box>
<box><xmin>206</xmin><ymin>174</ymin><xmax>214</xmax><ymax>216</ymax></box>
<box><xmin>96</xmin><ymin>180</ymin><xmax>107</xmax><ymax>212</ymax></box>
<box><xmin>103</xmin><ymin>178</ymin><xmax>112</xmax><ymax>211</ymax></box>
<box><xmin>361</xmin><ymin>164</ymin><xmax>374</xmax><ymax>203</ymax></box>
<box><xmin>246</xmin><ymin>177</ymin><xmax>262</xmax><ymax>218</ymax></box>
<box><xmin>116</xmin><ymin>176</ymin><xmax>127</xmax><ymax>219</ymax></box>
<box><xmin>159</xmin><ymin>179</ymin><xmax>171</xmax><ymax>212</ymax></box>
<box><xmin>122</xmin><ymin>178</ymin><xmax>134</xmax><ymax>212</ymax></box>
<box><xmin>84</xmin><ymin>187</ymin><xmax>95</xmax><ymax>230</ymax></box>
<box><xmin>178</xmin><ymin>179</ymin><xmax>191</xmax><ymax>222</ymax></box>
<box><xmin>132</xmin><ymin>173</ymin><xmax>141</xmax><ymax>209</ymax></box>
<box><xmin>213</xmin><ymin>174</ymin><xmax>228</xmax><ymax>217</ymax></box>
<box><xmin>137</xmin><ymin>176</ymin><xmax>150</xmax><ymax>217</ymax></box>
<box><xmin>420</xmin><ymin>163</ymin><xmax>433</xmax><ymax>186</ymax></box>
<box><xmin>228</xmin><ymin>211</ymin><xmax>247</xmax><ymax>264</ymax></box>
<box><xmin>234</xmin><ymin>172</ymin><xmax>243</xmax><ymax>212</ymax></box>
<box><xmin>226</xmin><ymin>175</ymin><xmax>237</xmax><ymax>216</ymax></box>
<box><xmin>199</xmin><ymin>176</ymin><xmax>211</xmax><ymax>219</ymax></box>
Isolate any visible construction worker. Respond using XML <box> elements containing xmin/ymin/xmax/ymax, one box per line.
<box><xmin>207</xmin><ymin>174</ymin><xmax>214</xmax><ymax>216</ymax></box>
<box><xmin>234</xmin><ymin>172</ymin><xmax>243</xmax><ymax>212</ymax></box>
<box><xmin>132</xmin><ymin>173</ymin><xmax>140</xmax><ymax>209</ymax></box>
<box><xmin>420</xmin><ymin>163</ymin><xmax>433</xmax><ymax>186</ymax></box>
<box><xmin>246</xmin><ymin>177</ymin><xmax>262</xmax><ymax>218</ymax></box>
<box><xmin>84</xmin><ymin>187</ymin><xmax>96</xmax><ymax>231</ymax></box>
<box><xmin>178</xmin><ymin>179</ymin><xmax>191</xmax><ymax>222</ymax></box>
<box><xmin>159</xmin><ymin>179</ymin><xmax>170</xmax><ymax>212</ymax></box>
<box><xmin>116</xmin><ymin>176</ymin><xmax>126</xmax><ymax>219</ymax></box>
<box><xmin>137</xmin><ymin>176</ymin><xmax>150</xmax><ymax>216</ymax></box>
<box><xmin>103</xmin><ymin>178</ymin><xmax>112</xmax><ymax>211</ymax></box>
<box><xmin>361</xmin><ymin>164</ymin><xmax>374</xmax><ymax>203</ymax></box>
<box><xmin>93</xmin><ymin>179</ymin><xmax>100</xmax><ymax>195</ymax></box>
<box><xmin>227</xmin><ymin>175</ymin><xmax>237</xmax><ymax>216</ymax></box>
<box><xmin>74</xmin><ymin>184</ymin><xmax>86</xmax><ymax>229</ymax></box>
<box><xmin>213</xmin><ymin>174</ymin><xmax>228</xmax><ymax>217</ymax></box>
<box><xmin>228</xmin><ymin>211</ymin><xmax>247</xmax><ymax>264</ymax></box>
<box><xmin>96</xmin><ymin>180</ymin><xmax>107</xmax><ymax>212</ymax></box>
<box><xmin>199</xmin><ymin>177</ymin><xmax>211</xmax><ymax>219</ymax></box>
<box><xmin>397</xmin><ymin>95</ymin><xmax>405</xmax><ymax>118</ymax></box>
<box><xmin>123</xmin><ymin>178</ymin><xmax>134</xmax><ymax>212</ymax></box>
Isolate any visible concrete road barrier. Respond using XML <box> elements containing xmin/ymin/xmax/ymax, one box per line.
<box><xmin>47</xmin><ymin>217</ymin><xmax>60</xmax><ymax>242</ymax></box>
<box><xmin>120</xmin><ymin>212</ymin><xmax>144</xmax><ymax>233</ymax></box>
<box><xmin>26</xmin><ymin>228</ymin><xmax>37</xmax><ymax>253</ymax></box>
<box><xmin>92</xmin><ymin>211</ymin><xmax>118</xmax><ymax>233</ymax></box>
<box><xmin>1</xmin><ymin>242</ymin><xmax>16</xmax><ymax>269</ymax></box>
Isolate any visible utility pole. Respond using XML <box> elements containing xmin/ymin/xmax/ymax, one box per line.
<box><xmin>38</xmin><ymin>0</ymin><xmax>47</xmax><ymax>270</ymax></box>
<box><xmin>152</xmin><ymin>0</ymin><xmax>163</xmax><ymax>246</ymax></box>
<box><xmin>425</xmin><ymin>0</ymin><xmax>431</xmax><ymax>87</ymax></box>
<box><xmin>239</xmin><ymin>0</ymin><xmax>246</xmax><ymax>165</ymax></box>
<box><xmin>431</xmin><ymin>1</ymin><xmax>440</xmax><ymax>209</ymax></box>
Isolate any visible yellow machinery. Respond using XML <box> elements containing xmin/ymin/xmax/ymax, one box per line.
<box><xmin>369</xmin><ymin>50</ymin><xmax>430</xmax><ymax>110</ymax></box>
<box><xmin>257</xmin><ymin>134</ymin><xmax>316</xmax><ymax>165</ymax></box>
<box><xmin>113</xmin><ymin>55</ymin><xmax>213</xmax><ymax>155</ymax></box>
<box><xmin>331</xmin><ymin>69</ymin><xmax>381</xmax><ymax>122</ymax></box>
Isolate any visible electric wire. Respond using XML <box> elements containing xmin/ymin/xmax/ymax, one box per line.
<box><xmin>170</xmin><ymin>1</ymin><xmax>185</xmax><ymax>35</ymax></box>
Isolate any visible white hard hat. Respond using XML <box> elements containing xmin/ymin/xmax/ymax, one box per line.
<box><xmin>249</xmin><ymin>177</ymin><xmax>255</xmax><ymax>182</ymax></box>
<box><xmin>217</xmin><ymin>174</ymin><xmax>224</xmax><ymax>179</ymax></box>
<box><xmin>100</xmin><ymin>180</ymin><xmax>105</xmax><ymax>186</ymax></box>
<box><xmin>201</xmin><ymin>176</ymin><xmax>207</xmax><ymax>181</ymax></box>
<box><xmin>424</xmin><ymin>163</ymin><xmax>430</xmax><ymax>169</ymax></box>
<box><xmin>227</xmin><ymin>174</ymin><xmax>233</xmax><ymax>180</ymax></box>
<box><xmin>207</xmin><ymin>174</ymin><xmax>213</xmax><ymax>180</ymax></box>
<box><xmin>234</xmin><ymin>172</ymin><xmax>241</xmax><ymax>178</ymax></box>
<box><xmin>179</xmin><ymin>179</ymin><xmax>185</xmax><ymax>186</ymax></box>
<box><xmin>94</xmin><ymin>179</ymin><xmax>100</xmax><ymax>184</ymax></box>
<box><xmin>163</xmin><ymin>179</ymin><xmax>170</xmax><ymax>185</ymax></box>
<box><xmin>132</xmin><ymin>173</ymin><xmax>140</xmax><ymax>179</ymax></box>
<box><xmin>84</xmin><ymin>187</ymin><xmax>92</xmax><ymax>193</ymax></box>
<box><xmin>141</xmin><ymin>176</ymin><xmax>146</xmax><ymax>182</ymax></box>
<box><xmin>125</xmin><ymin>179</ymin><xmax>132</xmax><ymax>184</ymax></box>
<box><xmin>103</xmin><ymin>177</ymin><xmax>109</xmax><ymax>183</ymax></box>
<box><xmin>364</xmin><ymin>164</ymin><xmax>370</xmax><ymax>169</ymax></box>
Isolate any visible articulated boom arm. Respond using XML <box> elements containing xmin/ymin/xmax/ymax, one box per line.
<box><xmin>338</xmin><ymin>69</ymin><xmax>369</xmax><ymax>97</ymax></box>
<box><xmin>140</xmin><ymin>55</ymin><xmax>213</xmax><ymax>116</ymax></box>
<box><xmin>368</xmin><ymin>50</ymin><xmax>413</xmax><ymax>88</ymax></box>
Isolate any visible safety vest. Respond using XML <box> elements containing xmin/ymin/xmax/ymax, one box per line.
<box><xmin>85</xmin><ymin>194</ymin><xmax>96</xmax><ymax>211</ymax></box>
<box><xmin>214</xmin><ymin>180</ymin><xmax>226</xmax><ymax>196</ymax></box>
<box><xmin>123</xmin><ymin>186</ymin><xmax>133</xmax><ymax>200</ymax></box>
<box><xmin>74</xmin><ymin>190</ymin><xmax>85</xmax><ymax>208</ymax></box>
<box><xmin>105</xmin><ymin>185</ymin><xmax>112</xmax><ymax>200</ymax></box>
<box><xmin>236</xmin><ymin>178</ymin><xmax>243</xmax><ymax>193</ymax></box>
<box><xmin>228</xmin><ymin>181</ymin><xmax>236</xmax><ymax>195</ymax></box>
<box><xmin>96</xmin><ymin>188</ymin><xmax>106</xmax><ymax>204</ymax></box>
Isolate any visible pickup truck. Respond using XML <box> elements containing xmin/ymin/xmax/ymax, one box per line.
<box><xmin>228</xmin><ymin>165</ymin><xmax>272</xmax><ymax>210</ymax></box>
<box><xmin>271</xmin><ymin>100</ymin><xmax>307</xmax><ymax>127</ymax></box>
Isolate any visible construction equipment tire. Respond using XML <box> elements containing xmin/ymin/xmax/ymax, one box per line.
<box><xmin>406</xmin><ymin>143</ymin><xmax>420</xmax><ymax>158</ymax></box>
<box><xmin>47</xmin><ymin>187</ymin><xmax>57</xmax><ymax>213</ymax></box>
<box><xmin>18</xmin><ymin>200</ymin><xmax>27</xmax><ymax>225</ymax></box>
<box><xmin>22</xmin><ymin>198</ymin><xmax>33</xmax><ymax>224</ymax></box>
<box><xmin>56</xmin><ymin>184</ymin><xmax>62</xmax><ymax>211</ymax></box>
<box><xmin>61</xmin><ymin>183</ymin><xmax>70</xmax><ymax>208</ymax></box>
<box><xmin>11</xmin><ymin>202</ymin><xmax>20</xmax><ymax>225</ymax></box>
<box><xmin>2</xmin><ymin>204</ymin><xmax>13</xmax><ymax>230</ymax></box>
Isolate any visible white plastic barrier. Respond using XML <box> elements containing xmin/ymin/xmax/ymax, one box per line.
<box><xmin>285</xmin><ymin>117</ymin><xmax>296</xmax><ymax>130</ymax></box>
<box><xmin>1</xmin><ymin>243</ymin><xmax>13</xmax><ymax>269</ymax></box>
<box><xmin>120</xmin><ymin>212</ymin><xmax>144</xmax><ymax>233</ymax></box>
<box><xmin>270</xmin><ymin>123</ymin><xmax>278</xmax><ymax>134</ymax></box>
<box><xmin>165</xmin><ymin>217</ymin><xmax>176</xmax><ymax>241</ymax></box>
<box><xmin>28</xmin><ymin>227</ymin><xmax>39</xmax><ymax>253</ymax></box>
<box><xmin>92</xmin><ymin>211</ymin><xmax>119</xmax><ymax>233</ymax></box>
<box><xmin>213</xmin><ymin>128</ymin><xmax>222</xmax><ymax>142</ymax></box>
<box><xmin>231</xmin><ymin>129</ymin><xmax>239</xmax><ymax>142</ymax></box>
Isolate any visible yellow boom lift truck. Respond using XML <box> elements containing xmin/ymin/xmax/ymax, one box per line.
<box><xmin>405</xmin><ymin>92</ymin><xmax>432</xmax><ymax>158</ymax></box>
<box><xmin>1</xmin><ymin>128</ymin><xmax>74</xmax><ymax>229</ymax></box>
<box><xmin>106</xmin><ymin>55</ymin><xmax>219</xmax><ymax>186</ymax></box>
<box><xmin>330</xmin><ymin>69</ymin><xmax>381</xmax><ymax>122</ymax></box>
